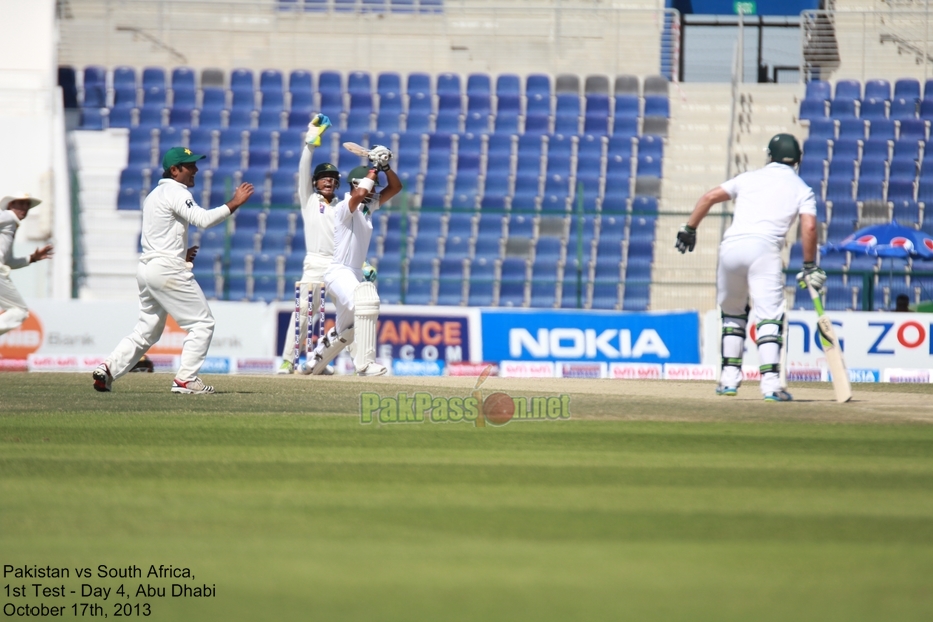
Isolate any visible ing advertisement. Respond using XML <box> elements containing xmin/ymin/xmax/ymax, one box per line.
<box><xmin>481</xmin><ymin>309</ymin><xmax>701</xmax><ymax>364</ymax></box>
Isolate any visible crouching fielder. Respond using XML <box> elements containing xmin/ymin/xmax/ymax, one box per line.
<box><xmin>302</xmin><ymin>147</ymin><xmax>401</xmax><ymax>376</ymax></box>
<box><xmin>675</xmin><ymin>134</ymin><xmax>825</xmax><ymax>401</ymax></box>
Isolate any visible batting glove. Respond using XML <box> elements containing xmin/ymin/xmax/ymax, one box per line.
<box><xmin>796</xmin><ymin>261</ymin><xmax>827</xmax><ymax>290</ymax></box>
<box><xmin>675</xmin><ymin>224</ymin><xmax>696</xmax><ymax>254</ymax></box>
<box><xmin>305</xmin><ymin>114</ymin><xmax>332</xmax><ymax>148</ymax></box>
<box><xmin>362</xmin><ymin>261</ymin><xmax>378</xmax><ymax>282</ymax></box>
<box><xmin>368</xmin><ymin>145</ymin><xmax>393</xmax><ymax>171</ymax></box>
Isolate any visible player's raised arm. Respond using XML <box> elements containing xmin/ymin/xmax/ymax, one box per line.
<box><xmin>298</xmin><ymin>114</ymin><xmax>331</xmax><ymax>208</ymax></box>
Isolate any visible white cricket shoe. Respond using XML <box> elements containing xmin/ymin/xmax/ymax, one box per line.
<box><xmin>171</xmin><ymin>377</ymin><xmax>215</xmax><ymax>394</ymax></box>
<box><xmin>92</xmin><ymin>363</ymin><xmax>113</xmax><ymax>392</ymax></box>
<box><xmin>357</xmin><ymin>362</ymin><xmax>387</xmax><ymax>377</ymax></box>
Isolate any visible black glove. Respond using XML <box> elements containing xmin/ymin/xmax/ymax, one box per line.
<box><xmin>675</xmin><ymin>224</ymin><xmax>696</xmax><ymax>254</ymax></box>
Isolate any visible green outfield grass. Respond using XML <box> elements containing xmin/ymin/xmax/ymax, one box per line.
<box><xmin>1</xmin><ymin>373</ymin><xmax>932</xmax><ymax>621</ymax></box>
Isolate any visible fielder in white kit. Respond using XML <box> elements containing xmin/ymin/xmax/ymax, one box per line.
<box><xmin>0</xmin><ymin>193</ymin><xmax>53</xmax><ymax>336</ymax></box>
<box><xmin>93</xmin><ymin>147</ymin><xmax>254</xmax><ymax>394</ymax></box>
<box><xmin>302</xmin><ymin>148</ymin><xmax>401</xmax><ymax>376</ymax></box>
<box><xmin>675</xmin><ymin>134</ymin><xmax>826</xmax><ymax>401</ymax></box>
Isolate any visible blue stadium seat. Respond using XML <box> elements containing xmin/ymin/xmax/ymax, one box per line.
<box><xmin>860</xmin><ymin>98</ymin><xmax>887</xmax><ymax>121</ymax></box>
<box><xmin>835</xmin><ymin>80</ymin><xmax>861</xmax><ymax>100</ymax></box>
<box><xmin>864</xmin><ymin>79</ymin><xmax>891</xmax><ymax>101</ymax></box>
<box><xmin>436</xmin><ymin>73</ymin><xmax>460</xmax><ymax>96</ymax></box>
<box><xmin>496</xmin><ymin>74</ymin><xmax>521</xmax><ymax>97</ymax></box>
<box><xmin>891</xmin><ymin>98</ymin><xmax>918</xmax><ymax>120</ymax></box>
<box><xmin>899</xmin><ymin>118</ymin><xmax>927</xmax><ymax>141</ymax></box>
<box><xmin>554</xmin><ymin>94</ymin><xmax>580</xmax><ymax>134</ymax></box>
<box><xmin>837</xmin><ymin>119</ymin><xmax>866</xmax><ymax>141</ymax></box>
<box><xmin>526</xmin><ymin>74</ymin><xmax>550</xmax><ymax>97</ymax></box>
<box><xmin>142</xmin><ymin>67</ymin><xmax>166</xmax><ymax>90</ymax></box>
<box><xmin>407</xmin><ymin>72</ymin><xmax>431</xmax><ymax>96</ymax></box>
<box><xmin>808</xmin><ymin>118</ymin><xmax>836</xmax><ymax>141</ymax></box>
<box><xmin>468</xmin><ymin>258</ymin><xmax>496</xmax><ymax>306</ymax></box>
<box><xmin>347</xmin><ymin>70</ymin><xmax>371</xmax><ymax>95</ymax></box>
<box><xmin>830</xmin><ymin>99</ymin><xmax>858</xmax><ymax>118</ymax></box>
<box><xmin>831</xmin><ymin>139</ymin><xmax>860</xmax><ymax>162</ymax></box>
<box><xmin>288</xmin><ymin>70</ymin><xmax>313</xmax><ymax>95</ymax></box>
<box><xmin>799</xmin><ymin>98</ymin><xmax>828</xmax><ymax>121</ymax></box>
<box><xmin>805</xmin><ymin>80</ymin><xmax>832</xmax><ymax>101</ymax></box>
<box><xmin>467</xmin><ymin>73</ymin><xmax>490</xmax><ymax>96</ymax></box>
<box><xmin>895</xmin><ymin>78</ymin><xmax>921</xmax><ymax>101</ymax></box>
<box><xmin>377</xmin><ymin>72</ymin><xmax>400</xmax><ymax>96</ymax></box>
<box><xmin>861</xmin><ymin>138</ymin><xmax>890</xmax><ymax>162</ymax></box>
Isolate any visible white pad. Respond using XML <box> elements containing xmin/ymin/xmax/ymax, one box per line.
<box><xmin>352</xmin><ymin>281</ymin><xmax>380</xmax><ymax>373</ymax></box>
<box><xmin>307</xmin><ymin>326</ymin><xmax>354</xmax><ymax>375</ymax></box>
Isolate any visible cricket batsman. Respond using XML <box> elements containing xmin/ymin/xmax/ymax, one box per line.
<box><xmin>302</xmin><ymin>147</ymin><xmax>401</xmax><ymax>376</ymax></box>
<box><xmin>675</xmin><ymin>133</ymin><xmax>826</xmax><ymax>401</ymax></box>
<box><xmin>0</xmin><ymin>193</ymin><xmax>53</xmax><ymax>336</ymax></box>
<box><xmin>93</xmin><ymin>147</ymin><xmax>254</xmax><ymax>394</ymax></box>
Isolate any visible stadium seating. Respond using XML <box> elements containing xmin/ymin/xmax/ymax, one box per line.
<box><xmin>83</xmin><ymin>66</ymin><xmax>670</xmax><ymax>307</ymax></box>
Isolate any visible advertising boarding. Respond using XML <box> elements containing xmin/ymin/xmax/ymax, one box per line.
<box><xmin>702</xmin><ymin>310</ymin><xmax>933</xmax><ymax>374</ymax></box>
<box><xmin>481</xmin><ymin>309</ymin><xmax>700</xmax><ymax>364</ymax></box>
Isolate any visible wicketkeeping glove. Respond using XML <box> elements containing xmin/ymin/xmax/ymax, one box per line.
<box><xmin>305</xmin><ymin>114</ymin><xmax>332</xmax><ymax>148</ymax></box>
<box><xmin>368</xmin><ymin>145</ymin><xmax>393</xmax><ymax>171</ymax></box>
<box><xmin>675</xmin><ymin>224</ymin><xmax>696</xmax><ymax>254</ymax></box>
<box><xmin>362</xmin><ymin>261</ymin><xmax>378</xmax><ymax>282</ymax></box>
<box><xmin>796</xmin><ymin>261</ymin><xmax>827</xmax><ymax>290</ymax></box>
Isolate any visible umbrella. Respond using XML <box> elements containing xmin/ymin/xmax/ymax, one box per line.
<box><xmin>825</xmin><ymin>220</ymin><xmax>933</xmax><ymax>260</ymax></box>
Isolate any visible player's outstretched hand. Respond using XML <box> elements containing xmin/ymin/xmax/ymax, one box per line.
<box><xmin>675</xmin><ymin>224</ymin><xmax>696</xmax><ymax>254</ymax></box>
<box><xmin>796</xmin><ymin>262</ymin><xmax>827</xmax><ymax>291</ymax></box>
<box><xmin>368</xmin><ymin>145</ymin><xmax>393</xmax><ymax>171</ymax></box>
<box><xmin>29</xmin><ymin>244</ymin><xmax>54</xmax><ymax>263</ymax></box>
<box><xmin>306</xmin><ymin>114</ymin><xmax>332</xmax><ymax>148</ymax></box>
<box><xmin>186</xmin><ymin>246</ymin><xmax>199</xmax><ymax>263</ymax></box>
<box><xmin>228</xmin><ymin>183</ymin><xmax>255</xmax><ymax>211</ymax></box>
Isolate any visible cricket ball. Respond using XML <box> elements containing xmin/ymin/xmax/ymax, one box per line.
<box><xmin>483</xmin><ymin>392</ymin><xmax>515</xmax><ymax>426</ymax></box>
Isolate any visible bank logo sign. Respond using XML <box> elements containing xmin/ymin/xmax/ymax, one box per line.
<box><xmin>481</xmin><ymin>310</ymin><xmax>700</xmax><ymax>363</ymax></box>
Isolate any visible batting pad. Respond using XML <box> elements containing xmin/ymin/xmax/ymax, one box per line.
<box><xmin>353</xmin><ymin>281</ymin><xmax>380</xmax><ymax>373</ymax></box>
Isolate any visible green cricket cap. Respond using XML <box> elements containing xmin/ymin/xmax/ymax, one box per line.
<box><xmin>162</xmin><ymin>146</ymin><xmax>206</xmax><ymax>170</ymax></box>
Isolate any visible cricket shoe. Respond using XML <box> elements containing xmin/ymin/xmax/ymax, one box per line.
<box><xmin>357</xmin><ymin>362</ymin><xmax>387</xmax><ymax>377</ymax></box>
<box><xmin>92</xmin><ymin>363</ymin><xmax>113</xmax><ymax>392</ymax></box>
<box><xmin>171</xmin><ymin>377</ymin><xmax>215</xmax><ymax>394</ymax></box>
<box><xmin>716</xmin><ymin>386</ymin><xmax>737</xmax><ymax>397</ymax></box>
<box><xmin>763</xmin><ymin>390</ymin><xmax>793</xmax><ymax>402</ymax></box>
<box><xmin>277</xmin><ymin>360</ymin><xmax>294</xmax><ymax>375</ymax></box>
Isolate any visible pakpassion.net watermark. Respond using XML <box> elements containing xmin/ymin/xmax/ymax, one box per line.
<box><xmin>358</xmin><ymin>365</ymin><xmax>571</xmax><ymax>426</ymax></box>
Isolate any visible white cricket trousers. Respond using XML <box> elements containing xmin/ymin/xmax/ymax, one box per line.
<box><xmin>324</xmin><ymin>265</ymin><xmax>365</xmax><ymax>334</ymax></box>
<box><xmin>0</xmin><ymin>271</ymin><xmax>29</xmax><ymax>336</ymax></box>
<box><xmin>106</xmin><ymin>257</ymin><xmax>215</xmax><ymax>381</ymax></box>
<box><xmin>280</xmin><ymin>256</ymin><xmax>328</xmax><ymax>361</ymax></box>
<box><xmin>717</xmin><ymin>236</ymin><xmax>785</xmax><ymax>395</ymax></box>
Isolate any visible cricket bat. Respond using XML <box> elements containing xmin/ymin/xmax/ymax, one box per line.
<box><xmin>802</xmin><ymin>276</ymin><xmax>852</xmax><ymax>403</ymax></box>
<box><xmin>342</xmin><ymin>142</ymin><xmax>370</xmax><ymax>158</ymax></box>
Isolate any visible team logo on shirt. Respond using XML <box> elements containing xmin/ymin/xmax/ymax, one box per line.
<box><xmin>185</xmin><ymin>199</ymin><xmax>194</xmax><ymax>208</ymax></box>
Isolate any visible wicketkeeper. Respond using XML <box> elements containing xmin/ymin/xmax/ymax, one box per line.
<box><xmin>302</xmin><ymin>146</ymin><xmax>401</xmax><ymax>376</ymax></box>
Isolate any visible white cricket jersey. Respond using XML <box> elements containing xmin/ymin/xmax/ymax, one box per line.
<box><xmin>330</xmin><ymin>192</ymin><xmax>379</xmax><ymax>275</ymax></box>
<box><xmin>720</xmin><ymin>162</ymin><xmax>817</xmax><ymax>249</ymax></box>
<box><xmin>140</xmin><ymin>179</ymin><xmax>231</xmax><ymax>262</ymax></box>
<box><xmin>0</xmin><ymin>210</ymin><xmax>28</xmax><ymax>269</ymax></box>
<box><xmin>301</xmin><ymin>192</ymin><xmax>338</xmax><ymax>272</ymax></box>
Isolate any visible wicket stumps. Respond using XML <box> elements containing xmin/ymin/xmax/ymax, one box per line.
<box><xmin>292</xmin><ymin>281</ymin><xmax>326</xmax><ymax>370</ymax></box>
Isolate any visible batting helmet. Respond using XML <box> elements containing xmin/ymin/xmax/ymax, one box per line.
<box><xmin>348</xmin><ymin>165</ymin><xmax>373</xmax><ymax>187</ymax></box>
<box><xmin>767</xmin><ymin>133</ymin><xmax>802</xmax><ymax>166</ymax></box>
<box><xmin>312</xmin><ymin>162</ymin><xmax>340</xmax><ymax>186</ymax></box>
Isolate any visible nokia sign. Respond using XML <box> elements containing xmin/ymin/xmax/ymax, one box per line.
<box><xmin>481</xmin><ymin>310</ymin><xmax>700</xmax><ymax>364</ymax></box>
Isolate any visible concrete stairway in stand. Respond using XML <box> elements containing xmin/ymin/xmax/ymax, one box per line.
<box><xmin>73</xmin><ymin>129</ymin><xmax>142</xmax><ymax>301</ymax></box>
<box><xmin>650</xmin><ymin>82</ymin><xmax>805</xmax><ymax>314</ymax></box>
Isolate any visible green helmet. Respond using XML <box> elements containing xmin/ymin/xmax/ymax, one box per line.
<box><xmin>312</xmin><ymin>162</ymin><xmax>340</xmax><ymax>186</ymax></box>
<box><xmin>348</xmin><ymin>165</ymin><xmax>372</xmax><ymax>187</ymax></box>
<box><xmin>767</xmin><ymin>133</ymin><xmax>802</xmax><ymax>166</ymax></box>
